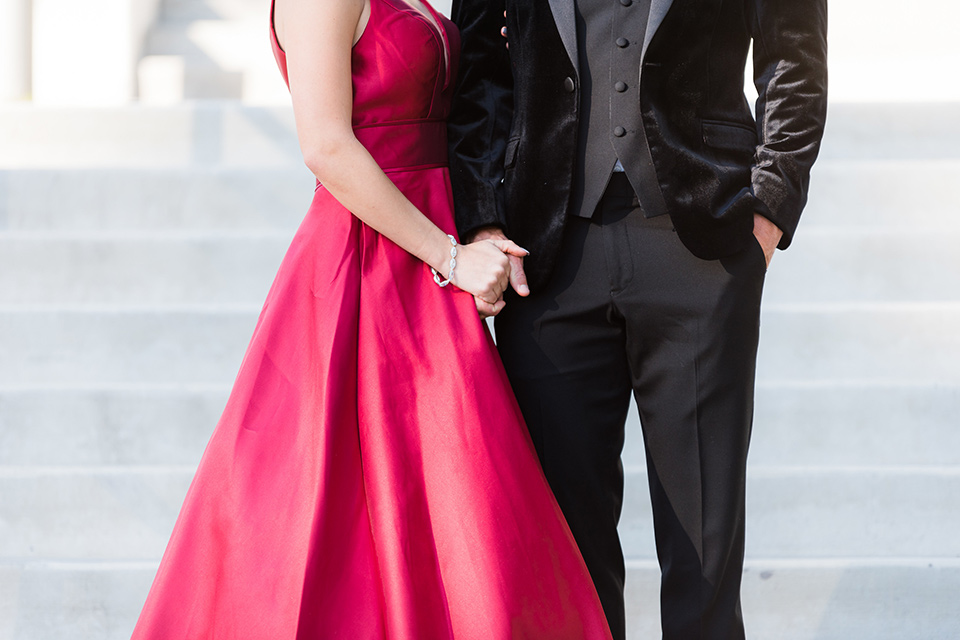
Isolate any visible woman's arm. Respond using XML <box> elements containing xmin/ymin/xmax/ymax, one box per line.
<box><xmin>275</xmin><ymin>0</ymin><xmax>523</xmax><ymax>306</ymax></box>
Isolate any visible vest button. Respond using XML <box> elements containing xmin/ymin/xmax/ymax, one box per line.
<box><xmin>619</xmin><ymin>0</ymin><xmax>632</xmax><ymax>6</ymax></box>
<box><xmin>563</xmin><ymin>77</ymin><xmax>576</xmax><ymax>93</ymax></box>
<box><xmin>613</xmin><ymin>126</ymin><xmax>626</xmax><ymax>137</ymax></box>
<box><xmin>614</xmin><ymin>81</ymin><xmax>627</xmax><ymax>92</ymax></box>
<box><xmin>616</xmin><ymin>37</ymin><xmax>629</xmax><ymax>48</ymax></box>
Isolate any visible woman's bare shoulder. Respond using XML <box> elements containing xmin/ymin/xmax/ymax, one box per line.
<box><xmin>274</xmin><ymin>0</ymin><xmax>369</xmax><ymax>50</ymax></box>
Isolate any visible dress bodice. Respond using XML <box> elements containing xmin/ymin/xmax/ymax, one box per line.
<box><xmin>269</xmin><ymin>0</ymin><xmax>460</xmax><ymax>127</ymax></box>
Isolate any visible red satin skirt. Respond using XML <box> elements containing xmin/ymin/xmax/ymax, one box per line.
<box><xmin>131</xmin><ymin>121</ymin><xmax>613</xmax><ymax>639</ymax></box>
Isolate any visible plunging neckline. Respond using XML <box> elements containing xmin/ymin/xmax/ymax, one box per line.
<box><xmin>394</xmin><ymin>0</ymin><xmax>442</xmax><ymax>38</ymax></box>
<box><xmin>387</xmin><ymin>0</ymin><xmax>450</xmax><ymax>86</ymax></box>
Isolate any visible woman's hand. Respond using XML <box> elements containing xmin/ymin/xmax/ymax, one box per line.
<box><xmin>448</xmin><ymin>239</ymin><xmax>529</xmax><ymax>311</ymax></box>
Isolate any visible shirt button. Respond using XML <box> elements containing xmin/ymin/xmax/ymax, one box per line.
<box><xmin>615</xmin><ymin>81</ymin><xmax>627</xmax><ymax>92</ymax></box>
<box><xmin>614</xmin><ymin>126</ymin><xmax>626</xmax><ymax>137</ymax></box>
<box><xmin>563</xmin><ymin>77</ymin><xmax>576</xmax><ymax>93</ymax></box>
<box><xmin>616</xmin><ymin>37</ymin><xmax>629</xmax><ymax>48</ymax></box>
<box><xmin>620</xmin><ymin>0</ymin><xmax>632</xmax><ymax>6</ymax></box>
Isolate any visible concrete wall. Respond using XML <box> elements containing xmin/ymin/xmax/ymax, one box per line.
<box><xmin>31</xmin><ymin>0</ymin><xmax>161</xmax><ymax>105</ymax></box>
<box><xmin>828</xmin><ymin>0</ymin><xmax>960</xmax><ymax>102</ymax></box>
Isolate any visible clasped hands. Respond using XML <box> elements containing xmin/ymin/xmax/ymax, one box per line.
<box><xmin>457</xmin><ymin>226</ymin><xmax>530</xmax><ymax>318</ymax></box>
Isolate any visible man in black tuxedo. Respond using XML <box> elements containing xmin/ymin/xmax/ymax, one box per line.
<box><xmin>447</xmin><ymin>1</ymin><xmax>827</xmax><ymax>638</ymax></box>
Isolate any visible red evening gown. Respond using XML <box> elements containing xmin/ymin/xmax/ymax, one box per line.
<box><xmin>130</xmin><ymin>1</ymin><xmax>613</xmax><ymax>638</ymax></box>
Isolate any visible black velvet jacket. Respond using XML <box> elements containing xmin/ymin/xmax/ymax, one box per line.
<box><xmin>448</xmin><ymin>0</ymin><xmax>828</xmax><ymax>290</ymax></box>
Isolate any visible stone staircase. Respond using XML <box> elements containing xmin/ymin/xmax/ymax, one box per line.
<box><xmin>1</xmin><ymin>87</ymin><xmax>959</xmax><ymax>640</ymax></box>
<box><xmin>0</xmin><ymin>102</ymin><xmax>313</xmax><ymax>639</ymax></box>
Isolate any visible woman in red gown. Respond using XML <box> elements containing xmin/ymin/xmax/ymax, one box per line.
<box><xmin>130</xmin><ymin>0</ymin><xmax>613</xmax><ymax>637</ymax></box>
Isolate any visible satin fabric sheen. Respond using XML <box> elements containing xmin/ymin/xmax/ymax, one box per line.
<box><xmin>129</xmin><ymin>0</ymin><xmax>613</xmax><ymax>638</ymax></box>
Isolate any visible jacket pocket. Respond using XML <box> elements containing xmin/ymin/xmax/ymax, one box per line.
<box><xmin>701</xmin><ymin>119</ymin><xmax>757</xmax><ymax>151</ymax></box>
<box><xmin>504</xmin><ymin>135</ymin><xmax>521</xmax><ymax>169</ymax></box>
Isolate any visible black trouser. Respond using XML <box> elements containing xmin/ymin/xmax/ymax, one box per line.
<box><xmin>495</xmin><ymin>173</ymin><xmax>766</xmax><ymax>640</ymax></box>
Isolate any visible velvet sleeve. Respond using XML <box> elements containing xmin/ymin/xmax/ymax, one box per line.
<box><xmin>749</xmin><ymin>0</ymin><xmax>829</xmax><ymax>249</ymax></box>
<box><xmin>447</xmin><ymin>0</ymin><xmax>513</xmax><ymax>239</ymax></box>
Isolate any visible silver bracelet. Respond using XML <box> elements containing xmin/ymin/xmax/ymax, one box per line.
<box><xmin>431</xmin><ymin>234</ymin><xmax>458</xmax><ymax>287</ymax></box>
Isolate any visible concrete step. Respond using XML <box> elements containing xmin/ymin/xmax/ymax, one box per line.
<box><xmin>819</xmin><ymin>103</ymin><xmax>960</xmax><ymax>161</ymax></box>
<box><xmin>0</xmin><ymin>309</ymin><xmax>258</xmax><ymax>386</ymax></box>
<box><xmin>1</xmin><ymin>228</ymin><xmax>955</xmax><ymax>305</ymax></box>
<box><xmin>138</xmin><ymin>21</ymin><xmax>288</xmax><ymax>103</ymax></box>
<box><xmin>0</xmin><ymin>232</ymin><xmax>290</xmax><ymax>306</ymax></box>
<box><xmin>755</xmin><ymin>303</ymin><xmax>960</xmax><ymax>383</ymax></box>
<box><xmin>0</xmin><ymin>168</ymin><xmax>313</xmax><ymax>230</ymax></box>
<box><xmin>762</xmin><ymin>229</ymin><xmax>960</xmax><ymax>303</ymax></box>
<box><xmin>0</xmin><ymin>387</ymin><xmax>224</xmax><ymax>466</ymax></box>
<box><xmin>626</xmin><ymin>560</ymin><xmax>960</xmax><ymax>640</ymax></box>
<box><xmin>3</xmin><ymin>560</ymin><xmax>956</xmax><ymax>640</ymax></box>
<box><xmin>6</xmin><ymin>383</ymin><xmax>957</xmax><ymax>468</ymax></box>
<box><xmin>2</xmin><ymin>305</ymin><xmax>959</xmax><ymax>386</ymax></box>
<box><xmin>801</xmin><ymin>160</ymin><xmax>960</xmax><ymax>230</ymax></box>
<box><xmin>620</xmin><ymin>468</ymin><xmax>960</xmax><ymax>560</ymax></box>
<box><xmin>3</xmin><ymin>468</ymin><xmax>957</xmax><ymax>561</ymax></box>
<box><xmin>137</xmin><ymin>54</ymin><xmax>287</xmax><ymax>103</ymax></box>
<box><xmin>3</xmin><ymin>102</ymin><xmax>958</xmax><ymax>165</ymax></box>
<box><xmin>134</xmin><ymin>0</ymin><xmax>292</xmax><ymax>104</ymax></box>
<box><xmin>0</xmin><ymin>561</ymin><xmax>155</xmax><ymax>640</ymax></box>
<box><xmin>750</xmin><ymin>383</ymin><xmax>960</xmax><ymax>466</ymax></box>
<box><xmin>143</xmin><ymin>21</ymin><xmax>273</xmax><ymax>70</ymax></box>
<box><xmin>0</xmin><ymin>469</ymin><xmax>192</xmax><ymax>561</ymax></box>
<box><xmin>3</xmin><ymin>161</ymin><xmax>951</xmax><ymax>232</ymax></box>
<box><xmin>0</xmin><ymin>103</ymin><xmax>301</xmax><ymax>169</ymax></box>
<box><xmin>158</xmin><ymin>0</ymin><xmax>268</xmax><ymax>23</ymax></box>
<box><xmin>623</xmin><ymin>382</ymin><xmax>960</xmax><ymax>469</ymax></box>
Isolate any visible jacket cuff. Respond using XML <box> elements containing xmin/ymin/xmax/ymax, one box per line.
<box><xmin>453</xmin><ymin>175</ymin><xmax>508</xmax><ymax>240</ymax></box>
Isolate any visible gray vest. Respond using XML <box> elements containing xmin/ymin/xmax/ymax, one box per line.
<box><xmin>571</xmin><ymin>0</ymin><xmax>667</xmax><ymax>219</ymax></box>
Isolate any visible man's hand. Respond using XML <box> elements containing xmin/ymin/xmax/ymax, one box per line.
<box><xmin>752</xmin><ymin>213</ymin><xmax>783</xmax><ymax>269</ymax></box>
<box><xmin>466</xmin><ymin>225</ymin><xmax>530</xmax><ymax>318</ymax></box>
<box><xmin>501</xmin><ymin>11</ymin><xmax>508</xmax><ymax>49</ymax></box>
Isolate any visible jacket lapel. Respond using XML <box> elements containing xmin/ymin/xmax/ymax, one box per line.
<box><xmin>641</xmin><ymin>0</ymin><xmax>673</xmax><ymax>61</ymax></box>
<box><xmin>546</xmin><ymin>0</ymin><xmax>578</xmax><ymax>72</ymax></box>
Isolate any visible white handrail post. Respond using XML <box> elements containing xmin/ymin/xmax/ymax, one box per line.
<box><xmin>0</xmin><ymin>0</ymin><xmax>32</xmax><ymax>101</ymax></box>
